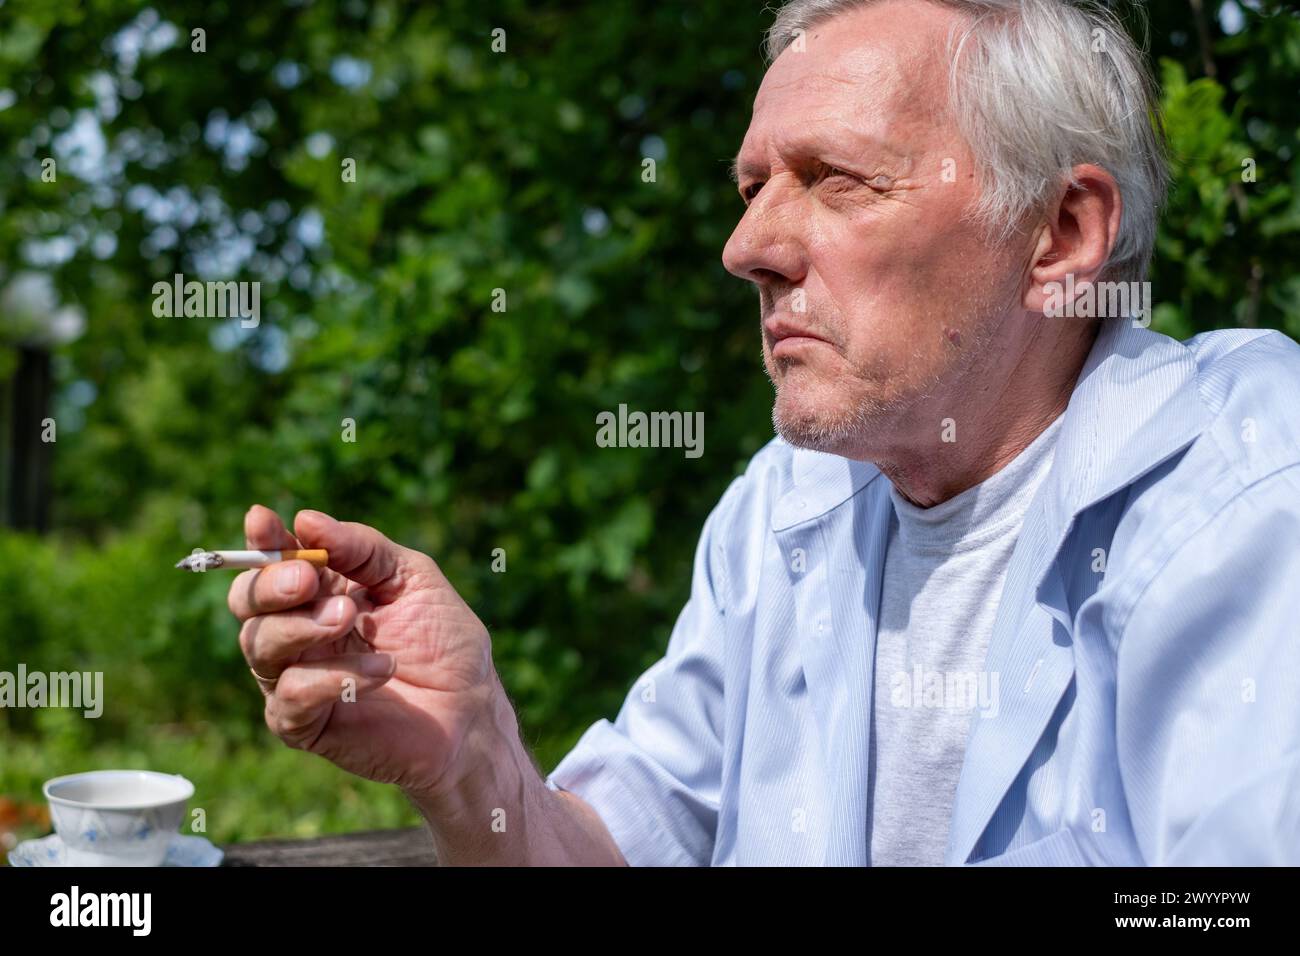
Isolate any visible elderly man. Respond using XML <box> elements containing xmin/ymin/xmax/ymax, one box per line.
<box><xmin>228</xmin><ymin>0</ymin><xmax>1300</xmax><ymax>866</ymax></box>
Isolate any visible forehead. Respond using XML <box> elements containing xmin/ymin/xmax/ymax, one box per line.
<box><xmin>738</xmin><ymin>2</ymin><xmax>959</xmax><ymax>168</ymax></box>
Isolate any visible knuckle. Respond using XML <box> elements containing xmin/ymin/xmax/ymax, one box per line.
<box><xmin>238</xmin><ymin>617</ymin><xmax>260</xmax><ymax>660</ymax></box>
<box><xmin>403</xmin><ymin>549</ymin><xmax>444</xmax><ymax>588</ymax></box>
<box><xmin>273</xmin><ymin>672</ymin><xmax>304</xmax><ymax>709</ymax></box>
<box><xmin>275</xmin><ymin>670</ymin><xmax>322</xmax><ymax>716</ymax></box>
<box><xmin>264</xmin><ymin>701</ymin><xmax>294</xmax><ymax>741</ymax></box>
<box><xmin>244</xmin><ymin>568</ymin><xmax>269</xmax><ymax>614</ymax></box>
<box><xmin>227</xmin><ymin>570</ymin><xmax>256</xmax><ymax>618</ymax></box>
<box><xmin>266</xmin><ymin>696</ymin><xmax>301</xmax><ymax>733</ymax></box>
<box><xmin>407</xmin><ymin>547</ymin><xmax>438</xmax><ymax>572</ymax></box>
<box><xmin>267</xmin><ymin>685</ymin><xmax>316</xmax><ymax>746</ymax></box>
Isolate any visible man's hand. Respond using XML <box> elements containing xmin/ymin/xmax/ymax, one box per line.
<box><xmin>226</xmin><ymin>505</ymin><xmax>627</xmax><ymax>865</ymax></box>
<box><xmin>228</xmin><ymin>505</ymin><xmax>500</xmax><ymax>800</ymax></box>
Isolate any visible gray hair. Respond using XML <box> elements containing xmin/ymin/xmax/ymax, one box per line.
<box><xmin>765</xmin><ymin>0</ymin><xmax>1168</xmax><ymax>284</ymax></box>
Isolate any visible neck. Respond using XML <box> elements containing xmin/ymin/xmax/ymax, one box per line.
<box><xmin>872</xmin><ymin>320</ymin><xmax>1097</xmax><ymax>508</ymax></box>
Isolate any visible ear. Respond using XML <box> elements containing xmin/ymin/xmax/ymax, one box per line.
<box><xmin>1022</xmin><ymin>163</ymin><xmax>1123</xmax><ymax>315</ymax></box>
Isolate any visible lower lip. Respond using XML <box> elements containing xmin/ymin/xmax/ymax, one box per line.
<box><xmin>772</xmin><ymin>335</ymin><xmax>829</xmax><ymax>358</ymax></box>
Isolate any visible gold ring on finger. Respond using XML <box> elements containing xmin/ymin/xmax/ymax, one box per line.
<box><xmin>249</xmin><ymin>666</ymin><xmax>279</xmax><ymax>691</ymax></box>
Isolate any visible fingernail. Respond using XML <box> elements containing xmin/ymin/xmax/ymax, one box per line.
<box><xmin>317</xmin><ymin>596</ymin><xmax>348</xmax><ymax>626</ymax></box>
<box><xmin>277</xmin><ymin>563</ymin><xmax>302</xmax><ymax>595</ymax></box>
<box><xmin>360</xmin><ymin>654</ymin><xmax>395</xmax><ymax>677</ymax></box>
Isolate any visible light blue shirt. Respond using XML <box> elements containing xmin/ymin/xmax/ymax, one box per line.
<box><xmin>547</xmin><ymin>319</ymin><xmax>1300</xmax><ymax>865</ymax></box>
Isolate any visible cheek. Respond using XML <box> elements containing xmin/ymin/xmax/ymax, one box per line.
<box><xmin>822</xmin><ymin>225</ymin><xmax>1001</xmax><ymax>333</ymax></box>
<box><xmin>810</xmin><ymin>211</ymin><xmax>943</xmax><ymax>320</ymax></box>
<box><xmin>801</xmin><ymin>196</ymin><xmax>1014</xmax><ymax>374</ymax></box>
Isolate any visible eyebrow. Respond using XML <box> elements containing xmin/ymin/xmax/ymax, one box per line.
<box><xmin>728</xmin><ymin>153</ymin><xmax>769</xmax><ymax>185</ymax></box>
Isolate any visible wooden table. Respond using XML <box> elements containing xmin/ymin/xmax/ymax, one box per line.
<box><xmin>221</xmin><ymin>827</ymin><xmax>437</xmax><ymax>866</ymax></box>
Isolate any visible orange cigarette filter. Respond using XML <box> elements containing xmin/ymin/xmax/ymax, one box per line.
<box><xmin>279</xmin><ymin>549</ymin><xmax>329</xmax><ymax>567</ymax></box>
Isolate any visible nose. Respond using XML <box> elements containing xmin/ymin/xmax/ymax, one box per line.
<box><xmin>721</xmin><ymin>186</ymin><xmax>808</xmax><ymax>288</ymax></box>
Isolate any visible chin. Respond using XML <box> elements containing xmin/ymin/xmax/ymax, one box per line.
<box><xmin>771</xmin><ymin>384</ymin><xmax>869</xmax><ymax>455</ymax></box>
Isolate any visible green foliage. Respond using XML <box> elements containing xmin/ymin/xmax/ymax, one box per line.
<box><xmin>1</xmin><ymin>0</ymin><xmax>1298</xmax><ymax>844</ymax></box>
<box><xmin>2</xmin><ymin>724</ymin><xmax>419</xmax><ymax>846</ymax></box>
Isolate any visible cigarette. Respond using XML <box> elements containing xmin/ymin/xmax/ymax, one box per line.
<box><xmin>175</xmin><ymin>549</ymin><xmax>329</xmax><ymax>572</ymax></box>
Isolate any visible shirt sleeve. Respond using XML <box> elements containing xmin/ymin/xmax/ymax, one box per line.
<box><xmin>545</xmin><ymin>477</ymin><xmax>742</xmax><ymax>866</ymax></box>
<box><xmin>1115</xmin><ymin>462</ymin><xmax>1300</xmax><ymax>865</ymax></box>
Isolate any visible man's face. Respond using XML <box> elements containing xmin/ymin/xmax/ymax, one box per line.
<box><xmin>723</xmin><ymin>1</ymin><xmax>1027</xmax><ymax>459</ymax></box>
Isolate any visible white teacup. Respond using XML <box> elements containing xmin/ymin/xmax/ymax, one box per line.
<box><xmin>43</xmin><ymin>770</ymin><xmax>195</xmax><ymax>866</ymax></box>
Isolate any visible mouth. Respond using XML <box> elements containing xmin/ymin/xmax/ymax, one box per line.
<box><xmin>764</xmin><ymin>318</ymin><xmax>833</xmax><ymax>359</ymax></box>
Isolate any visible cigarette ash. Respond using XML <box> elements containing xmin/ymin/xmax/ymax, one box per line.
<box><xmin>175</xmin><ymin>551</ymin><xmax>223</xmax><ymax>572</ymax></box>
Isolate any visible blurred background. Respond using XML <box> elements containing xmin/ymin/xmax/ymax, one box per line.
<box><xmin>1</xmin><ymin>0</ymin><xmax>1298</xmax><ymax>854</ymax></box>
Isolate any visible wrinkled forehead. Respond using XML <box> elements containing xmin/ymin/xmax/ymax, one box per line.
<box><xmin>745</xmin><ymin>4</ymin><xmax>959</xmax><ymax>153</ymax></box>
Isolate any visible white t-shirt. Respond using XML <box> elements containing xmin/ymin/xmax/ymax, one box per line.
<box><xmin>866</xmin><ymin>414</ymin><xmax>1063</xmax><ymax>865</ymax></box>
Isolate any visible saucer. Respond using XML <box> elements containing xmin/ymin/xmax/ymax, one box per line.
<box><xmin>7</xmin><ymin>832</ymin><xmax>224</xmax><ymax>867</ymax></box>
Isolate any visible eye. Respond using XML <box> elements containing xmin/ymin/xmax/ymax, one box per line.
<box><xmin>814</xmin><ymin>165</ymin><xmax>859</xmax><ymax>187</ymax></box>
<box><xmin>741</xmin><ymin>181</ymin><xmax>764</xmax><ymax>203</ymax></box>
<box><xmin>820</xmin><ymin>167</ymin><xmax>893</xmax><ymax>192</ymax></box>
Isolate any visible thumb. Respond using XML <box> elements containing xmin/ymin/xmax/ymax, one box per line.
<box><xmin>293</xmin><ymin>510</ymin><xmax>429</xmax><ymax>600</ymax></box>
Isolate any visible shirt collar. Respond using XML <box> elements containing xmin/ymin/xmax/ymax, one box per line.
<box><xmin>773</xmin><ymin>319</ymin><xmax>1209</xmax><ymax>533</ymax></box>
<box><xmin>771</xmin><ymin>442</ymin><xmax>881</xmax><ymax>531</ymax></box>
<box><xmin>1038</xmin><ymin>318</ymin><xmax>1208</xmax><ymax>534</ymax></box>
